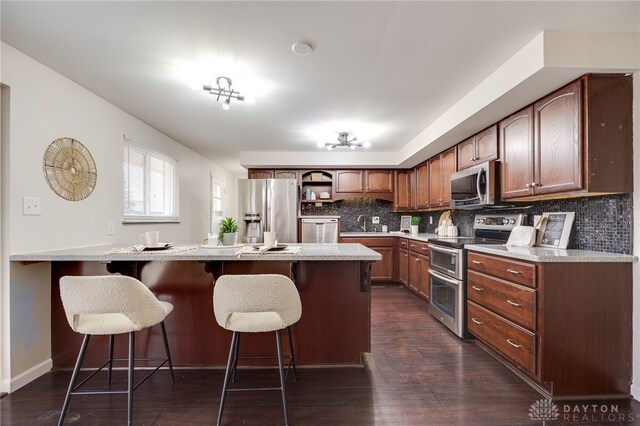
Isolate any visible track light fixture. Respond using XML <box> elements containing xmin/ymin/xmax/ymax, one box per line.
<box><xmin>321</xmin><ymin>132</ymin><xmax>370</xmax><ymax>150</ymax></box>
<box><xmin>203</xmin><ymin>76</ymin><xmax>245</xmax><ymax>110</ymax></box>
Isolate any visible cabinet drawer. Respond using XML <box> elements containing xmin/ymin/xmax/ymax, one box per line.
<box><xmin>467</xmin><ymin>252</ymin><xmax>536</xmax><ymax>288</ymax></box>
<box><xmin>408</xmin><ymin>240</ymin><xmax>429</xmax><ymax>254</ymax></box>
<box><xmin>342</xmin><ymin>237</ymin><xmax>395</xmax><ymax>247</ymax></box>
<box><xmin>399</xmin><ymin>239</ymin><xmax>409</xmax><ymax>249</ymax></box>
<box><xmin>468</xmin><ymin>301</ymin><xmax>536</xmax><ymax>375</ymax></box>
<box><xmin>467</xmin><ymin>270</ymin><xmax>536</xmax><ymax>331</ymax></box>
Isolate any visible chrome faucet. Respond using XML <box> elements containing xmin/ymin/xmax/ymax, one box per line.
<box><xmin>357</xmin><ymin>215</ymin><xmax>367</xmax><ymax>232</ymax></box>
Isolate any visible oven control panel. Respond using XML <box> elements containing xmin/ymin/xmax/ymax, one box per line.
<box><xmin>474</xmin><ymin>214</ymin><xmax>524</xmax><ymax>230</ymax></box>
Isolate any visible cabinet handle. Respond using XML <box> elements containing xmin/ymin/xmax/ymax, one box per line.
<box><xmin>506</xmin><ymin>269</ymin><xmax>521</xmax><ymax>275</ymax></box>
<box><xmin>506</xmin><ymin>299</ymin><xmax>521</xmax><ymax>307</ymax></box>
<box><xmin>471</xmin><ymin>318</ymin><xmax>483</xmax><ymax>325</ymax></box>
<box><xmin>471</xmin><ymin>260</ymin><xmax>483</xmax><ymax>265</ymax></box>
<box><xmin>422</xmin><ymin>247</ymin><xmax>428</xmax><ymax>250</ymax></box>
<box><xmin>416</xmin><ymin>258</ymin><xmax>421</xmax><ymax>262</ymax></box>
<box><xmin>506</xmin><ymin>339</ymin><xmax>522</xmax><ymax>348</ymax></box>
<box><xmin>471</xmin><ymin>285</ymin><xmax>484</xmax><ymax>292</ymax></box>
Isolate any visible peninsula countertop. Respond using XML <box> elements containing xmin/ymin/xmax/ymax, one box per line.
<box><xmin>10</xmin><ymin>243</ymin><xmax>382</xmax><ymax>262</ymax></box>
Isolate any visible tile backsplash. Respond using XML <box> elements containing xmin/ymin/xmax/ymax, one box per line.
<box><xmin>301</xmin><ymin>194</ymin><xmax>633</xmax><ymax>254</ymax></box>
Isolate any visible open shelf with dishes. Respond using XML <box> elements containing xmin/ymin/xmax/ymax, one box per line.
<box><xmin>300</xmin><ymin>170</ymin><xmax>334</xmax><ymax>203</ymax></box>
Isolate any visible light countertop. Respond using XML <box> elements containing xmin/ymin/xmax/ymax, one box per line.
<box><xmin>10</xmin><ymin>243</ymin><xmax>382</xmax><ymax>262</ymax></box>
<box><xmin>466</xmin><ymin>244</ymin><xmax>637</xmax><ymax>263</ymax></box>
<box><xmin>339</xmin><ymin>232</ymin><xmax>636</xmax><ymax>263</ymax></box>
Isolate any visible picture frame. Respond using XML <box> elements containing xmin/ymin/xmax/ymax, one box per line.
<box><xmin>536</xmin><ymin>212</ymin><xmax>575</xmax><ymax>249</ymax></box>
<box><xmin>400</xmin><ymin>215</ymin><xmax>412</xmax><ymax>232</ymax></box>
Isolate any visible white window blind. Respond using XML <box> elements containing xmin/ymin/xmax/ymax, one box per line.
<box><xmin>123</xmin><ymin>138</ymin><xmax>179</xmax><ymax>222</ymax></box>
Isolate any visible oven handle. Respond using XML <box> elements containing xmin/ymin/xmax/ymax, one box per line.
<box><xmin>428</xmin><ymin>244</ymin><xmax>461</xmax><ymax>256</ymax></box>
<box><xmin>428</xmin><ymin>268</ymin><xmax>461</xmax><ymax>287</ymax></box>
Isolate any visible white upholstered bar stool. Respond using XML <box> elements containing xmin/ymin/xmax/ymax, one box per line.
<box><xmin>57</xmin><ymin>275</ymin><xmax>175</xmax><ymax>426</ymax></box>
<box><xmin>213</xmin><ymin>274</ymin><xmax>302</xmax><ymax>426</ymax></box>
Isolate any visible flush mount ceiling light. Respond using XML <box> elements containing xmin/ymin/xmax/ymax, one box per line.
<box><xmin>319</xmin><ymin>132</ymin><xmax>370</xmax><ymax>150</ymax></box>
<box><xmin>202</xmin><ymin>76</ymin><xmax>245</xmax><ymax>110</ymax></box>
<box><xmin>291</xmin><ymin>40</ymin><xmax>314</xmax><ymax>55</ymax></box>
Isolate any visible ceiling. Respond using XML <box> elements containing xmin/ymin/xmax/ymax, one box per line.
<box><xmin>2</xmin><ymin>1</ymin><xmax>639</xmax><ymax>174</ymax></box>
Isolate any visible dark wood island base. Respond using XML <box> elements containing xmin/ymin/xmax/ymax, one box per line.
<box><xmin>50</xmin><ymin>260</ymin><xmax>372</xmax><ymax>369</ymax></box>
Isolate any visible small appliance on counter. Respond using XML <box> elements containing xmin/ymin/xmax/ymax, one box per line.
<box><xmin>428</xmin><ymin>213</ymin><xmax>523</xmax><ymax>338</ymax></box>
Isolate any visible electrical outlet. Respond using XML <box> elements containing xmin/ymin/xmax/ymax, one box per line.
<box><xmin>107</xmin><ymin>221</ymin><xmax>115</xmax><ymax>235</ymax></box>
<box><xmin>429</xmin><ymin>216</ymin><xmax>433</xmax><ymax>225</ymax></box>
<box><xmin>372</xmin><ymin>216</ymin><xmax>380</xmax><ymax>224</ymax></box>
<box><xmin>23</xmin><ymin>196</ymin><xmax>42</xmax><ymax>215</ymax></box>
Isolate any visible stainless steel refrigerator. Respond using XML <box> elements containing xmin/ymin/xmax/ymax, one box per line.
<box><xmin>237</xmin><ymin>179</ymin><xmax>298</xmax><ymax>244</ymax></box>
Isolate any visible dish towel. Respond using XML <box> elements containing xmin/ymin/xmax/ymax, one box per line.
<box><xmin>105</xmin><ymin>245</ymin><xmax>198</xmax><ymax>255</ymax></box>
<box><xmin>235</xmin><ymin>245</ymin><xmax>302</xmax><ymax>258</ymax></box>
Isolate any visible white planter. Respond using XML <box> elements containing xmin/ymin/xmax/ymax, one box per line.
<box><xmin>410</xmin><ymin>225</ymin><xmax>419</xmax><ymax>234</ymax></box>
<box><xmin>222</xmin><ymin>232</ymin><xmax>238</xmax><ymax>246</ymax></box>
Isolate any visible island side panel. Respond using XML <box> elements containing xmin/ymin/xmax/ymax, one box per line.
<box><xmin>51</xmin><ymin>259</ymin><xmax>370</xmax><ymax>368</ymax></box>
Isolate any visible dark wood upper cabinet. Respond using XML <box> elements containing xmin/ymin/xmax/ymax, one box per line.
<box><xmin>365</xmin><ymin>170</ymin><xmax>393</xmax><ymax>193</ymax></box>
<box><xmin>248</xmin><ymin>169</ymin><xmax>274</xmax><ymax>179</ymax></box>
<box><xmin>393</xmin><ymin>170</ymin><xmax>411</xmax><ymax>211</ymax></box>
<box><xmin>500</xmin><ymin>106</ymin><xmax>535</xmax><ymax>199</ymax></box>
<box><xmin>415</xmin><ymin>163</ymin><xmax>429</xmax><ymax>209</ymax></box>
<box><xmin>457</xmin><ymin>137</ymin><xmax>476</xmax><ymax>171</ymax></box>
<box><xmin>501</xmin><ymin>74</ymin><xmax>632</xmax><ymax>201</ymax></box>
<box><xmin>457</xmin><ymin>125</ymin><xmax>498</xmax><ymax>171</ymax></box>
<box><xmin>429</xmin><ymin>147</ymin><xmax>456</xmax><ymax>207</ymax></box>
<box><xmin>409</xmin><ymin>168</ymin><xmax>417</xmax><ymax>210</ymax></box>
<box><xmin>428</xmin><ymin>156</ymin><xmax>442</xmax><ymax>206</ymax></box>
<box><xmin>441</xmin><ymin>148</ymin><xmax>457</xmax><ymax>206</ymax></box>
<box><xmin>335</xmin><ymin>170</ymin><xmax>363</xmax><ymax>193</ymax></box>
<box><xmin>534</xmin><ymin>80</ymin><xmax>582</xmax><ymax>195</ymax></box>
<box><xmin>274</xmin><ymin>170</ymin><xmax>299</xmax><ymax>180</ymax></box>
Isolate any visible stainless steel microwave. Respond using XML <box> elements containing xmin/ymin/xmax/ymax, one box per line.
<box><xmin>449</xmin><ymin>160</ymin><xmax>496</xmax><ymax>209</ymax></box>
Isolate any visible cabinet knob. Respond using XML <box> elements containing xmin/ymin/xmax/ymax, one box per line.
<box><xmin>525</xmin><ymin>183</ymin><xmax>531</xmax><ymax>188</ymax></box>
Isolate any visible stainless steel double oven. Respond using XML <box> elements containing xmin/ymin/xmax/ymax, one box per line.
<box><xmin>428</xmin><ymin>243</ymin><xmax>466</xmax><ymax>337</ymax></box>
<box><xmin>427</xmin><ymin>214</ymin><xmax>524</xmax><ymax>338</ymax></box>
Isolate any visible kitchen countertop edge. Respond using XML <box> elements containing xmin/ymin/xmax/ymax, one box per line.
<box><xmin>465</xmin><ymin>244</ymin><xmax>637</xmax><ymax>263</ymax></box>
<box><xmin>10</xmin><ymin>243</ymin><xmax>382</xmax><ymax>262</ymax></box>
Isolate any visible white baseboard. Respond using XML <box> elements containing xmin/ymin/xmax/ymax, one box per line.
<box><xmin>631</xmin><ymin>383</ymin><xmax>640</xmax><ymax>401</ymax></box>
<box><xmin>0</xmin><ymin>358</ymin><xmax>52</xmax><ymax>393</ymax></box>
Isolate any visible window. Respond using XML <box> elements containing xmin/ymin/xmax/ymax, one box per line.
<box><xmin>210</xmin><ymin>174</ymin><xmax>225</xmax><ymax>232</ymax></box>
<box><xmin>123</xmin><ymin>138</ymin><xmax>179</xmax><ymax>222</ymax></box>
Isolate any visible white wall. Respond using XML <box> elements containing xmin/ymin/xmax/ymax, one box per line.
<box><xmin>0</xmin><ymin>42</ymin><xmax>236</xmax><ymax>391</ymax></box>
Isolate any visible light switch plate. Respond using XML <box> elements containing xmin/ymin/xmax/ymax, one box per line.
<box><xmin>23</xmin><ymin>196</ymin><xmax>42</xmax><ymax>215</ymax></box>
<box><xmin>107</xmin><ymin>221</ymin><xmax>115</xmax><ymax>235</ymax></box>
<box><xmin>372</xmin><ymin>216</ymin><xmax>380</xmax><ymax>224</ymax></box>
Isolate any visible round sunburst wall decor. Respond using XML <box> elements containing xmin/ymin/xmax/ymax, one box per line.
<box><xmin>43</xmin><ymin>137</ymin><xmax>97</xmax><ymax>201</ymax></box>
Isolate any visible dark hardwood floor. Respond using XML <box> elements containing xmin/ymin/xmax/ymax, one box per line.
<box><xmin>2</xmin><ymin>285</ymin><xmax>639</xmax><ymax>425</ymax></box>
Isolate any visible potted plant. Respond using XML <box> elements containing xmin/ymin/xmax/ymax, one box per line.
<box><xmin>218</xmin><ymin>217</ymin><xmax>238</xmax><ymax>246</ymax></box>
<box><xmin>410</xmin><ymin>216</ymin><xmax>420</xmax><ymax>234</ymax></box>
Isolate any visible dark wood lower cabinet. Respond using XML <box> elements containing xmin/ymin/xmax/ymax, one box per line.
<box><xmin>50</xmin><ymin>260</ymin><xmax>371</xmax><ymax>368</ymax></box>
<box><xmin>341</xmin><ymin>237</ymin><xmax>395</xmax><ymax>282</ymax></box>
<box><xmin>398</xmin><ymin>248</ymin><xmax>409</xmax><ymax>286</ymax></box>
<box><xmin>467</xmin><ymin>250</ymin><xmax>632</xmax><ymax>399</ymax></box>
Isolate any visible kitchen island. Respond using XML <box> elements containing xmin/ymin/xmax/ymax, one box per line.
<box><xmin>10</xmin><ymin>243</ymin><xmax>381</xmax><ymax>371</ymax></box>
